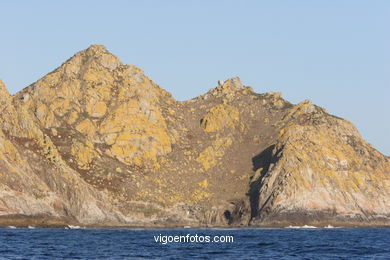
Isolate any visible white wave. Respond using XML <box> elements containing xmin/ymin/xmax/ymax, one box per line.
<box><xmin>285</xmin><ymin>225</ymin><xmax>317</xmax><ymax>229</ymax></box>
<box><xmin>28</xmin><ymin>226</ymin><xmax>35</xmax><ymax>229</ymax></box>
<box><xmin>67</xmin><ymin>225</ymin><xmax>82</xmax><ymax>229</ymax></box>
<box><xmin>7</xmin><ymin>226</ymin><xmax>17</xmax><ymax>229</ymax></box>
<box><xmin>324</xmin><ymin>225</ymin><xmax>342</xmax><ymax>228</ymax></box>
<box><xmin>302</xmin><ymin>225</ymin><xmax>317</xmax><ymax>229</ymax></box>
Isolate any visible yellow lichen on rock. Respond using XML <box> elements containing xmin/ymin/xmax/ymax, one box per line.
<box><xmin>258</xmin><ymin>112</ymin><xmax>390</xmax><ymax>221</ymax></box>
<box><xmin>82</xmin><ymin>66</ymin><xmax>115</xmax><ymax>84</ymax></box>
<box><xmin>0</xmin><ymin>80</ymin><xmax>20</xmax><ymax>133</ymax></box>
<box><xmin>10</xmin><ymin>45</ymin><xmax>173</xmax><ymax>169</ymax></box>
<box><xmin>196</xmin><ymin>137</ymin><xmax>233</xmax><ymax>171</ymax></box>
<box><xmin>71</xmin><ymin>140</ymin><xmax>96</xmax><ymax>169</ymax></box>
<box><xmin>14</xmin><ymin>45</ymin><xmax>119</xmax><ymax>130</ymax></box>
<box><xmin>66</xmin><ymin>110</ymin><xmax>79</xmax><ymax>125</ymax></box>
<box><xmin>0</xmin><ymin>133</ymin><xmax>21</xmax><ymax>163</ymax></box>
<box><xmin>198</xmin><ymin>179</ymin><xmax>209</xmax><ymax>188</ymax></box>
<box><xmin>282</xmin><ymin>100</ymin><xmax>317</xmax><ymax>121</ymax></box>
<box><xmin>196</xmin><ymin>146</ymin><xmax>217</xmax><ymax>171</ymax></box>
<box><xmin>1</xmin><ymin>45</ymin><xmax>388</xmax><ymax>227</ymax></box>
<box><xmin>75</xmin><ymin>119</ymin><xmax>96</xmax><ymax>141</ymax></box>
<box><xmin>84</xmin><ymin>81</ymin><xmax>112</xmax><ymax>118</ymax></box>
<box><xmin>99</xmin><ymin>101</ymin><xmax>171</xmax><ymax>166</ymax></box>
<box><xmin>50</xmin><ymin>97</ymin><xmax>71</xmax><ymax>117</ymax></box>
<box><xmin>51</xmin><ymin>128</ymin><xmax>58</xmax><ymax>136</ymax></box>
<box><xmin>86</xmin><ymin>100</ymin><xmax>107</xmax><ymax>118</ymax></box>
<box><xmin>253</xmin><ymin>136</ymin><xmax>261</xmax><ymax>143</ymax></box>
<box><xmin>191</xmin><ymin>189</ymin><xmax>211</xmax><ymax>202</ymax></box>
<box><xmin>37</xmin><ymin>134</ymin><xmax>61</xmax><ymax>163</ymax></box>
<box><xmin>34</xmin><ymin>103</ymin><xmax>57</xmax><ymax>128</ymax></box>
<box><xmin>200</xmin><ymin>104</ymin><xmax>239</xmax><ymax>132</ymax></box>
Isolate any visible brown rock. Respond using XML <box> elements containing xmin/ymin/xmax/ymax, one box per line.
<box><xmin>0</xmin><ymin>45</ymin><xmax>388</xmax><ymax>228</ymax></box>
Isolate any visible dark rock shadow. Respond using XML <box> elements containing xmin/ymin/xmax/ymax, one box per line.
<box><xmin>222</xmin><ymin>200</ymin><xmax>250</xmax><ymax>226</ymax></box>
<box><xmin>249</xmin><ymin>145</ymin><xmax>277</xmax><ymax>219</ymax></box>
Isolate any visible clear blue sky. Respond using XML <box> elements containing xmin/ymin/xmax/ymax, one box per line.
<box><xmin>1</xmin><ymin>1</ymin><xmax>389</xmax><ymax>155</ymax></box>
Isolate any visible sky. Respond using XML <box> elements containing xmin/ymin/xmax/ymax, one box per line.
<box><xmin>0</xmin><ymin>0</ymin><xmax>389</xmax><ymax>155</ymax></box>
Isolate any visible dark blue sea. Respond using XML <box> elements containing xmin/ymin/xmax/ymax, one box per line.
<box><xmin>0</xmin><ymin>227</ymin><xmax>389</xmax><ymax>259</ymax></box>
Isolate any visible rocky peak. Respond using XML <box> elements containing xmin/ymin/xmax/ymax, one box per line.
<box><xmin>214</xmin><ymin>77</ymin><xmax>244</xmax><ymax>93</ymax></box>
<box><xmin>84</xmin><ymin>44</ymin><xmax>110</xmax><ymax>55</ymax></box>
<box><xmin>0</xmin><ymin>80</ymin><xmax>21</xmax><ymax>134</ymax></box>
<box><xmin>80</xmin><ymin>44</ymin><xmax>122</xmax><ymax>70</ymax></box>
<box><xmin>0</xmin><ymin>79</ymin><xmax>11</xmax><ymax>103</ymax></box>
<box><xmin>10</xmin><ymin>46</ymin><xmax>174</xmax><ymax>169</ymax></box>
<box><xmin>282</xmin><ymin>100</ymin><xmax>320</xmax><ymax>121</ymax></box>
<box><xmin>218</xmin><ymin>77</ymin><xmax>244</xmax><ymax>89</ymax></box>
<box><xmin>201</xmin><ymin>77</ymin><xmax>250</xmax><ymax>100</ymax></box>
<box><xmin>59</xmin><ymin>44</ymin><xmax>122</xmax><ymax>76</ymax></box>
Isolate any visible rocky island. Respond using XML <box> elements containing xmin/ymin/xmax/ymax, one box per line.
<box><xmin>0</xmin><ymin>45</ymin><xmax>389</xmax><ymax>227</ymax></box>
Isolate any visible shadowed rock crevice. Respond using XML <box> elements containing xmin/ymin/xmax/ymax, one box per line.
<box><xmin>249</xmin><ymin>145</ymin><xmax>281</xmax><ymax>219</ymax></box>
<box><xmin>222</xmin><ymin>200</ymin><xmax>250</xmax><ymax>226</ymax></box>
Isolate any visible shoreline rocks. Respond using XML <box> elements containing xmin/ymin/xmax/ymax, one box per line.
<box><xmin>0</xmin><ymin>45</ymin><xmax>388</xmax><ymax>228</ymax></box>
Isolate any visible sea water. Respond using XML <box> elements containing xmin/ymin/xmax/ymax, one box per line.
<box><xmin>0</xmin><ymin>227</ymin><xmax>389</xmax><ymax>259</ymax></box>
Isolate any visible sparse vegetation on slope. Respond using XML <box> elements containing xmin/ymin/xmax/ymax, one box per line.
<box><xmin>0</xmin><ymin>45</ymin><xmax>388</xmax><ymax>227</ymax></box>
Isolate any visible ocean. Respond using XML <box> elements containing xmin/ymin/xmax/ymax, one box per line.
<box><xmin>0</xmin><ymin>227</ymin><xmax>389</xmax><ymax>259</ymax></box>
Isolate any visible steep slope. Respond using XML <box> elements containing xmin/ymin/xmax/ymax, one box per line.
<box><xmin>251</xmin><ymin>101</ymin><xmax>390</xmax><ymax>226</ymax></box>
<box><xmin>0</xmin><ymin>45</ymin><xmax>389</xmax><ymax>227</ymax></box>
<box><xmin>0</xmin><ymin>79</ymin><xmax>131</xmax><ymax>226</ymax></box>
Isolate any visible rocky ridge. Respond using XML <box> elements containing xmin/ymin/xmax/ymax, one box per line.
<box><xmin>0</xmin><ymin>45</ymin><xmax>389</xmax><ymax>227</ymax></box>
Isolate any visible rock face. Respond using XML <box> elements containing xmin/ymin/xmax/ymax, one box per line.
<box><xmin>0</xmin><ymin>45</ymin><xmax>389</xmax><ymax>227</ymax></box>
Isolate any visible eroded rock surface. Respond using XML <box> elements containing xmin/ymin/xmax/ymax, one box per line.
<box><xmin>0</xmin><ymin>45</ymin><xmax>388</xmax><ymax>227</ymax></box>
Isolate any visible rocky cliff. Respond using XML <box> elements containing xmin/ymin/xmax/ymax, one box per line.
<box><xmin>0</xmin><ymin>45</ymin><xmax>389</xmax><ymax>227</ymax></box>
